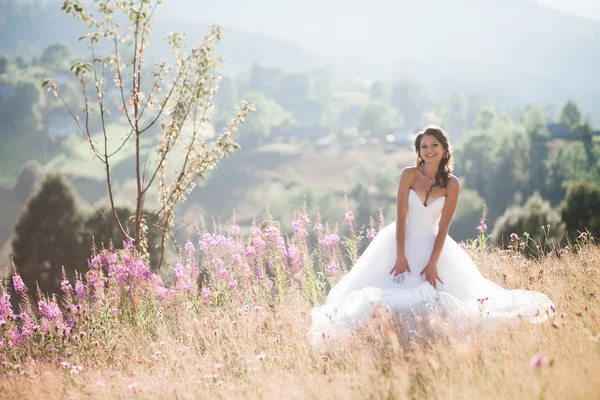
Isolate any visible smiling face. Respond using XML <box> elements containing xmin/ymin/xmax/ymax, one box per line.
<box><xmin>418</xmin><ymin>134</ymin><xmax>445</xmax><ymax>165</ymax></box>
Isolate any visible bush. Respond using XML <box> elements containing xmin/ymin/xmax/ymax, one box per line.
<box><xmin>491</xmin><ymin>192</ymin><xmax>565</xmax><ymax>256</ymax></box>
<box><xmin>561</xmin><ymin>182</ymin><xmax>600</xmax><ymax>239</ymax></box>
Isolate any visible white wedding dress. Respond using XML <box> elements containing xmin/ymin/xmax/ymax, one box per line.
<box><xmin>308</xmin><ymin>189</ymin><xmax>556</xmax><ymax>349</ymax></box>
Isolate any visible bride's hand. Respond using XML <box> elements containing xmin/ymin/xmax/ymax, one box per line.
<box><xmin>389</xmin><ymin>255</ymin><xmax>410</xmax><ymax>276</ymax></box>
<box><xmin>420</xmin><ymin>263</ymin><xmax>444</xmax><ymax>288</ymax></box>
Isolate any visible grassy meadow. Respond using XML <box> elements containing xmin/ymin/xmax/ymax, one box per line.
<box><xmin>0</xmin><ymin>210</ymin><xmax>598</xmax><ymax>400</ymax></box>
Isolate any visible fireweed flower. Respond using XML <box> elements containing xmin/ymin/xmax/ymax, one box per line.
<box><xmin>230</xmin><ymin>223</ymin><xmax>240</xmax><ymax>236</ymax></box>
<box><xmin>250</xmin><ymin>227</ymin><xmax>266</xmax><ymax>247</ymax></box>
<box><xmin>174</xmin><ymin>263</ymin><xmax>191</xmax><ymax>291</ymax></box>
<box><xmin>19</xmin><ymin>311</ymin><xmax>37</xmax><ymax>337</ymax></box>
<box><xmin>476</xmin><ymin>219</ymin><xmax>488</xmax><ymax>234</ymax></box>
<box><xmin>530</xmin><ymin>354</ymin><xmax>550</xmax><ymax>368</ymax></box>
<box><xmin>38</xmin><ymin>300</ymin><xmax>62</xmax><ymax>321</ymax></box>
<box><xmin>275</xmin><ymin>235</ymin><xmax>287</xmax><ymax>256</ymax></box>
<box><xmin>287</xmin><ymin>245</ymin><xmax>303</xmax><ymax>267</ymax></box>
<box><xmin>344</xmin><ymin>211</ymin><xmax>355</xmax><ymax>225</ymax></box>
<box><xmin>313</xmin><ymin>222</ymin><xmax>323</xmax><ymax>233</ymax></box>
<box><xmin>300</xmin><ymin>212</ymin><xmax>310</xmax><ymax>224</ymax></box>
<box><xmin>198</xmin><ymin>232</ymin><xmax>235</xmax><ymax>252</ymax></box>
<box><xmin>0</xmin><ymin>293</ymin><xmax>15</xmax><ymax>322</ymax></box>
<box><xmin>86</xmin><ymin>272</ymin><xmax>105</xmax><ymax>294</ymax></box>
<box><xmin>320</xmin><ymin>234</ymin><xmax>340</xmax><ymax>247</ymax></box>
<box><xmin>292</xmin><ymin>220</ymin><xmax>308</xmax><ymax>238</ymax></box>
<box><xmin>232</xmin><ymin>253</ymin><xmax>242</xmax><ymax>265</ymax></box>
<box><xmin>201</xmin><ymin>287</ymin><xmax>212</xmax><ymax>300</ymax></box>
<box><xmin>213</xmin><ymin>258</ymin><xmax>224</xmax><ymax>269</ymax></box>
<box><xmin>185</xmin><ymin>240</ymin><xmax>196</xmax><ymax>254</ymax></box>
<box><xmin>90</xmin><ymin>255</ymin><xmax>101</xmax><ymax>270</ymax></box>
<box><xmin>255</xmin><ymin>269</ymin><xmax>264</xmax><ymax>281</ymax></box>
<box><xmin>367</xmin><ymin>228</ymin><xmax>377</xmax><ymax>241</ymax></box>
<box><xmin>325</xmin><ymin>260</ymin><xmax>340</xmax><ymax>276</ymax></box>
<box><xmin>510</xmin><ymin>233</ymin><xmax>518</xmax><ymax>240</ymax></box>
<box><xmin>219</xmin><ymin>267</ymin><xmax>230</xmax><ymax>278</ymax></box>
<box><xmin>124</xmin><ymin>239</ymin><xmax>135</xmax><ymax>252</ymax></box>
<box><xmin>266</xmin><ymin>280</ymin><xmax>275</xmax><ymax>293</ymax></box>
<box><xmin>228</xmin><ymin>280</ymin><xmax>239</xmax><ymax>290</ymax></box>
<box><xmin>61</xmin><ymin>279</ymin><xmax>73</xmax><ymax>293</ymax></box>
<box><xmin>74</xmin><ymin>281</ymin><xmax>86</xmax><ymax>301</ymax></box>
<box><xmin>245</xmin><ymin>245</ymin><xmax>256</xmax><ymax>258</ymax></box>
<box><xmin>242</xmin><ymin>263</ymin><xmax>252</xmax><ymax>277</ymax></box>
<box><xmin>12</xmin><ymin>275</ymin><xmax>26</xmax><ymax>293</ymax></box>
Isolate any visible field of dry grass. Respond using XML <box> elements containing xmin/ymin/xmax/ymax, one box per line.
<box><xmin>1</xmin><ymin>237</ymin><xmax>598</xmax><ymax>400</ymax></box>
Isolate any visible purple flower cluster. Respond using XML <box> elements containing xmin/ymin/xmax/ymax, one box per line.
<box><xmin>292</xmin><ymin>211</ymin><xmax>310</xmax><ymax>238</ymax></box>
<box><xmin>344</xmin><ymin>211</ymin><xmax>355</xmax><ymax>225</ymax></box>
<box><xmin>320</xmin><ymin>234</ymin><xmax>340</xmax><ymax>247</ymax></box>
<box><xmin>12</xmin><ymin>275</ymin><xmax>27</xmax><ymax>294</ymax></box>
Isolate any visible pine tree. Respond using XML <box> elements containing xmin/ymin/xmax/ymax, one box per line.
<box><xmin>11</xmin><ymin>174</ymin><xmax>88</xmax><ymax>296</ymax></box>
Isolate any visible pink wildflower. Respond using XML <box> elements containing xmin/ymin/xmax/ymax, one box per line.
<box><xmin>320</xmin><ymin>234</ymin><xmax>340</xmax><ymax>247</ymax></box>
<box><xmin>245</xmin><ymin>245</ymin><xmax>256</xmax><ymax>258</ymax></box>
<box><xmin>12</xmin><ymin>275</ymin><xmax>27</xmax><ymax>293</ymax></box>
<box><xmin>325</xmin><ymin>260</ymin><xmax>340</xmax><ymax>276</ymax></box>
<box><xmin>201</xmin><ymin>287</ymin><xmax>212</xmax><ymax>300</ymax></box>
<box><xmin>61</xmin><ymin>279</ymin><xmax>73</xmax><ymax>293</ymax></box>
<box><xmin>287</xmin><ymin>245</ymin><xmax>303</xmax><ymax>267</ymax></box>
<box><xmin>185</xmin><ymin>240</ymin><xmax>196</xmax><ymax>254</ymax></box>
<box><xmin>344</xmin><ymin>211</ymin><xmax>355</xmax><ymax>225</ymax></box>
<box><xmin>530</xmin><ymin>354</ymin><xmax>550</xmax><ymax>368</ymax></box>
<box><xmin>367</xmin><ymin>228</ymin><xmax>376</xmax><ymax>241</ymax></box>
<box><xmin>313</xmin><ymin>222</ymin><xmax>323</xmax><ymax>233</ymax></box>
<box><xmin>75</xmin><ymin>281</ymin><xmax>86</xmax><ymax>301</ymax></box>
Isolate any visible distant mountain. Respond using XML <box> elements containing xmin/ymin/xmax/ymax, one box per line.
<box><xmin>2</xmin><ymin>0</ymin><xmax>599</xmax><ymax>119</ymax></box>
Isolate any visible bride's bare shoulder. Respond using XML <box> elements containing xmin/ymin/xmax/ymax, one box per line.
<box><xmin>448</xmin><ymin>174</ymin><xmax>461</xmax><ymax>190</ymax></box>
<box><xmin>401</xmin><ymin>166</ymin><xmax>417</xmax><ymax>177</ymax></box>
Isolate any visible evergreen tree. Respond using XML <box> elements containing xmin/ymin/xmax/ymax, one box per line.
<box><xmin>558</xmin><ymin>100</ymin><xmax>582</xmax><ymax>132</ymax></box>
<box><xmin>11</xmin><ymin>174</ymin><xmax>88</xmax><ymax>296</ymax></box>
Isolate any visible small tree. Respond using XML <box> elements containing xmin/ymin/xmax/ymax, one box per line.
<box><xmin>11</xmin><ymin>174</ymin><xmax>88</xmax><ymax>296</ymax></box>
<box><xmin>492</xmin><ymin>192</ymin><xmax>565</xmax><ymax>257</ymax></box>
<box><xmin>43</xmin><ymin>0</ymin><xmax>254</xmax><ymax>268</ymax></box>
<box><xmin>561</xmin><ymin>182</ymin><xmax>600</xmax><ymax>239</ymax></box>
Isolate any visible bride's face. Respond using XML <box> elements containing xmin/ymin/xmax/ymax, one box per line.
<box><xmin>419</xmin><ymin>134</ymin><xmax>445</xmax><ymax>164</ymax></box>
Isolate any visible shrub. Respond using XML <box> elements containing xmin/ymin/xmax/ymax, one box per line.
<box><xmin>492</xmin><ymin>192</ymin><xmax>565</xmax><ymax>257</ymax></box>
<box><xmin>560</xmin><ymin>182</ymin><xmax>600</xmax><ymax>239</ymax></box>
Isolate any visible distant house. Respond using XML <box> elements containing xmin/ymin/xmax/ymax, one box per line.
<box><xmin>547</xmin><ymin>123</ymin><xmax>570</xmax><ymax>139</ymax></box>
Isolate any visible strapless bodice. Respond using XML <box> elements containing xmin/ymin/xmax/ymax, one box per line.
<box><xmin>405</xmin><ymin>189</ymin><xmax>445</xmax><ymax>236</ymax></box>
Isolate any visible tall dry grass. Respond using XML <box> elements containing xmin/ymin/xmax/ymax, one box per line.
<box><xmin>1</xmin><ymin>218</ymin><xmax>599</xmax><ymax>399</ymax></box>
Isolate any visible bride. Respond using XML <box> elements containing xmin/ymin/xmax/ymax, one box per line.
<box><xmin>308</xmin><ymin>125</ymin><xmax>556</xmax><ymax>349</ymax></box>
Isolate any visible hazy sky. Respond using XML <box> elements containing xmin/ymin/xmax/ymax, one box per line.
<box><xmin>538</xmin><ymin>0</ymin><xmax>600</xmax><ymax>19</ymax></box>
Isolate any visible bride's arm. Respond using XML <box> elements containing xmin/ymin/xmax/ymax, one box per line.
<box><xmin>428</xmin><ymin>176</ymin><xmax>460</xmax><ymax>265</ymax></box>
<box><xmin>395</xmin><ymin>168</ymin><xmax>413</xmax><ymax>259</ymax></box>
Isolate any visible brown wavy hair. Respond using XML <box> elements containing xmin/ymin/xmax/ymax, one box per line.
<box><xmin>414</xmin><ymin>125</ymin><xmax>454</xmax><ymax>188</ymax></box>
